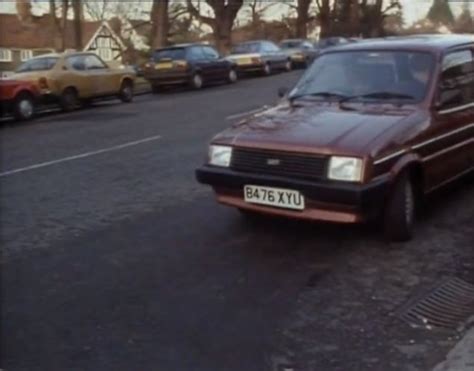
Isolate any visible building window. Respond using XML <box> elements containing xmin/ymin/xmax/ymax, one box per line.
<box><xmin>97</xmin><ymin>37</ymin><xmax>111</xmax><ymax>48</ymax></box>
<box><xmin>20</xmin><ymin>49</ymin><xmax>33</xmax><ymax>61</ymax></box>
<box><xmin>97</xmin><ymin>48</ymin><xmax>113</xmax><ymax>61</ymax></box>
<box><xmin>0</xmin><ymin>48</ymin><xmax>12</xmax><ymax>62</ymax></box>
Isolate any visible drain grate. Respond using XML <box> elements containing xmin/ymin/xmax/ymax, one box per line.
<box><xmin>399</xmin><ymin>278</ymin><xmax>474</xmax><ymax>332</ymax></box>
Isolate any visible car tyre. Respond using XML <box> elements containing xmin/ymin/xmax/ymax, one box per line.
<box><xmin>190</xmin><ymin>73</ymin><xmax>203</xmax><ymax>89</ymax></box>
<box><xmin>119</xmin><ymin>80</ymin><xmax>134</xmax><ymax>103</ymax></box>
<box><xmin>383</xmin><ymin>173</ymin><xmax>416</xmax><ymax>242</ymax></box>
<box><xmin>151</xmin><ymin>84</ymin><xmax>160</xmax><ymax>94</ymax></box>
<box><xmin>13</xmin><ymin>92</ymin><xmax>35</xmax><ymax>121</ymax></box>
<box><xmin>60</xmin><ymin>88</ymin><xmax>78</xmax><ymax>112</ymax></box>
<box><xmin>227</xmin><ymin>69</ymin><xmax>238</xmax><ymax>84</ymax></box>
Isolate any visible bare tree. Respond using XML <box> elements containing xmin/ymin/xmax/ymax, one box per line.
<box><xmin>71</xmin><ymin>0</ymin><xmax>83</xmax><ymax>50</ymax></box>
<box><xmin>186</xmin><ymin>0</ymin><xmax>244</xmax><ymax>53</ymax></box>
<box><xmin>83</xmin><ymin>0</ymin><xmax>112</xmax><ymax>21</ymax></box>
<box><xmin>150</xmin><ymin>0</ymin><xmax>169</xmax><ymax>48</ymax></box>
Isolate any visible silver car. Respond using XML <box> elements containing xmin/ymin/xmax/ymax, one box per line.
<box><xmin>226</xmin><ymin>40</ymin><xmax>292</xmax><ymax>76</ymax></box>
<box><xmin>280</xmin><ymin>39</ymin><xmax>318</xmax><ymax>68</ymax></box>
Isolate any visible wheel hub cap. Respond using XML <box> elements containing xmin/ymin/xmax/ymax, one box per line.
<box><xmin>19</xmin><ymin>99</ymin><xmax>33</xmax><ymax>117</ymax></box>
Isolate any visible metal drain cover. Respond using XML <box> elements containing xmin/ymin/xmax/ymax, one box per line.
<box><xmin>399</xmin><ymin>278</ymin><xmax>474</xmax><ymax>332</ymax></box>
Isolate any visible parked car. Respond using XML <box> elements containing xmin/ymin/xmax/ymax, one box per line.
<box><xmin>314</xmin><ymin>37</ymin><xmax>351</xmax><ymax>54</ymax></box>
<box><xmin>12</xmin><ymin>52</ymin><xmax>136</xmax><ymax>111</ymax></box>
<box><xmin>143</xmin><ymin>44</ymin><xmax>238</xmax><ymax>92</ymax></box>
<box><xmin>196</xmin><ymin>35</ymin><xmax>474</xmax><ymax>242</ymax></box>
<box><xmin>0</xmin><ymin>79</ymin><xmax>39</xmax><ymax>120</ymax></box>
<box><xmin>280</xmin><ymin>39</ymin><xmax>318</xmax><ymax>68</ymax></box>
<box><xmin>227</xmin><ymin>41</ymin><xmax>292</xmax><ymax>75</ymax></box>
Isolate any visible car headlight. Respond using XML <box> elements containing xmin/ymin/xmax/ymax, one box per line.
<box><xmin>328</xmin><ymin>156</ymin><xmax>363</xmax><ymax>182</ymax></box>
<box><xmin>209</xmin><ymin>145</ymin><xmax>232</xmax><ymax>167</ymax></box>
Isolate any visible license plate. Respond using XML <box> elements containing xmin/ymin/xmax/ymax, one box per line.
<box><xmin>155</xmin><ymin>62</ymin><xmax>173</xmax><ymax>70</ymax></box>
<box><xmin>236</xmin><ymin>58</ymin><xmax>252</xmax><ymax>65</ymax></box>
<box><xmin>244</xmin><ymin>185</ymin><xmax>305</xmax><ymax>211</ymax></box>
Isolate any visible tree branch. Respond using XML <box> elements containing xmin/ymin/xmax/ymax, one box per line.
<box><xmin>186</xmin><ymin>0</ymin><xmax>215</xmax><ymax>27</ymax></box>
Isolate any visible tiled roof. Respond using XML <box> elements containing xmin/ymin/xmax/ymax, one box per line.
<box><xmin>0</xmin><ymin>13</ymin><xmax>101</xmax><ymax>50</ymax></box>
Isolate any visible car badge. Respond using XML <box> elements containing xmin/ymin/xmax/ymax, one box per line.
<box><xmin>267</xmin><ymin>158</ymin><xmax>281</xmax><ymax>166</ymax></box>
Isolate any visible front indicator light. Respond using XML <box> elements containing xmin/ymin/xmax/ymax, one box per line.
<box><xmin>209</xmin><ymin>145</ymin><xmax>232</xmax><ymax>167</ymax></box>
<box><xmin>328</xmin><ymin>156</ymin><xmax>363</xmax><ymax>182</ymax></box>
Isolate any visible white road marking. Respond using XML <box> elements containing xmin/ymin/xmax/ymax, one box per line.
<box><xmin>0</xmin><ymin>135</ymin><xmax>162</xmax><ymax>178</ymax></box>
<box><xmin>226</xmin><ymin>106</ymin><xmax>269</xmax><ymax>121</ymax></box>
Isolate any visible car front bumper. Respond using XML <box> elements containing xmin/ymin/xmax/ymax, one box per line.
<box><xmin>196</xmin><ymin>166</ymin><xmax>390</xmax><ymax>223</ymax></box>
<box><xmin>145</xmin><ymin>71</ymin><xmax>192</xmax><ymax>86</ymax></box>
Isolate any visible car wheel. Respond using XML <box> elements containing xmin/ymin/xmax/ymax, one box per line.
<box><xmin>151</xmin><ymin>84</ymin><xmax>160</xmax><ymax>94</ymax></box>
<box><xmin>13</xmin><ymin>92</ymin><xmax>35</xmax><ymax>121</ymax></box>
<box><xmin>227</xmin><ymin>69</ymin><xmax>238</xmax><ymax>83</ymax></box>
<box><xmin>119</xmin><ymin>80</ymin><xmax>133</xmax><ymax>103</ymax></box>
<box><xmin>383</xmin><ymin>173</ymin><xmax>416</xmax><ymax>242</ymax></box>
<box><xmin>190</xmin><ymin>73</ymin><xmax>203</xmax><ymax>89</ymax></box>
<box><xmin>60</xmin><ymin>88</ymin><xmax>78</xmax><ymax>112</ymax></box>
<box><xmin>285</xmin><ymin>60</ymin><xmax>292</xmax><ymax>72</ymax></box>
<box><xmin>263</xmin><ymin>63</ymin><xmax>272</xmax><ymax>76</ymax></box>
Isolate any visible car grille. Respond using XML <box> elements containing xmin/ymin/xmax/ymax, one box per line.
<box><xmin>231</xmin><ymin>147</ymin><xmax>328</xmax><ymax>180</ymax></box>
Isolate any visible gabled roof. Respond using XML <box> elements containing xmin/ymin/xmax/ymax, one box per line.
<box><xmin>0</xmin><ymin>13</ymin><xmax>120</xmax><ymax>51</ymax></box>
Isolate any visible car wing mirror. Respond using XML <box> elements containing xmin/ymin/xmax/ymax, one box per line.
<box><xmin>278</xmin><ymin>86</ymin><xmax>289</xmax><ymax>98</ymax></box>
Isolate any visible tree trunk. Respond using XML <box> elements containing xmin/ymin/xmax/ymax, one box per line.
<box><xmin>72</xmin><ymin>0</ymin><xmax>82</xmax><ymax>50</ymax></box>
<box><xmin>296</xmin><ymin>0</ymin><xmax>311</xmax><ymax>38</ymax></box>
<box><xmin>151</xmin><ymin>0</ymin><xmax>169</xmax><ymax>49</ymax></box>
<box><xmin>318</xmin><ymin>0</ymin><xmax>331</xmax><ymax>38</ymax></box>
<box><xmin>60</xmin><ymin>0</ymin><xmax>69</xmax><ymax>51</ymax></box>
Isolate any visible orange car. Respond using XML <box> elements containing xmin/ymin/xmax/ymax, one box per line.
<box><xmin>0</xmin><ymin>80</ymin><xmax>39</xmax><ymax>120</ymax></box>
<box><xmin>12</xmin><ymin>52</ymin><xmax>136</xmax><ymax>111</ymax></box>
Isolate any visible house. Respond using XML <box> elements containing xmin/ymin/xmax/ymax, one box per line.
<box><xmin>0</xmin><ymin>13</ymin><xmax>127</xmax><ymax>76</ymax></box>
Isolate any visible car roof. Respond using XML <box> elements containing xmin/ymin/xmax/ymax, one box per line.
<box><xmin>154</xmin><ymin>43</ymin><xmax>210</xmax><ymax>50</ymax></box>
<box><xmin>236</xmin><ymin>40</ymin><xmax>270</xmax><ymax>45</ymax></box>
<box><xmin>326</xmin><ymin>34</ymin><xmax>474</xmax><ymax>53</ymax></box>
<box><xmin>281</xmin><ymin>39</ymin><xmax>305</xmax><ymax>43</ymax></box>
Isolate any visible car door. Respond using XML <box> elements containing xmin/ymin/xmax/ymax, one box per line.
<box><xmin>425</xmin><ymin>48</ymin><xmax>474</xmax><ymax>189</ymax></box>
<box><xmin>267</xmin><ymin>42</ymin><xmax>286</xmax><ymax>67</ymax></box>
<box><xmin>84</xmin><ymin>54</ymin><xmax>116</xmax><ymax>96</ymax></box>
<box><xmin>64</xmin><ymin>55</ymin><xmax>95</xmax><ymax>97</ymax></box>
<box><xmin>202</xmin><ymin>46</ymin><xmax>228</xmax><ymax>81</ymax></box>
<box><xmin>187</xmin><ymin>46</ymin><xmax>211</xmax><ymax>80</ymax></box>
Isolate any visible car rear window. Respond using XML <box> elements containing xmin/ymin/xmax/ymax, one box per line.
<box><xmin>152</xmin><ymin>48</ymin><xmax>186</xmax><ymax>61</ymax></box>
<box><xmin>16</xmin><ymin>57</ymin><xmax>58</xmax><ymax>73</ymax></box>
<box><xmin>231</xmin><ymin>43</ymin><xmax>261</xmax><ymax>54</ymax></box>
<box><xmin>281</xmin><ymin>41</ymin><xmax>302</xmax><ymax>49</ymax></box>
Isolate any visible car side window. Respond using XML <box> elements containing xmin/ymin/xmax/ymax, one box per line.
<box><xmin>67</xmin><ymin>55</ymin><xmax>87</xmax><ymax>71</ymax></box>
<box><xmin>439</xmin><ymin>49</ymin><xmax>474</xmax><ymax>109</ymax></box>
<box><xmin>265</xmin><ymin>42</ymin><xmax>279</xmax><ymax>52</ymax></box>
<box><xmin>187</xmin><ymin>47</ymin><xmax>205</xmax><ymax>61</ymax></box>
<box><xmin>85</xmin><ymin>55</ymin><xmax>108</xmax><ymax>70</ymax></box>
<box><xmin>202</xmin><ymin>46</ymin><xmax>219</xmax><ymax>60</ymax></box>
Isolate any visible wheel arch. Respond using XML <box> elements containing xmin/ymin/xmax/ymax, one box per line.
<box><xmin>390</xmin><ymin>153</ymin><xmax>425</xmax><ymax>199</ymax></box>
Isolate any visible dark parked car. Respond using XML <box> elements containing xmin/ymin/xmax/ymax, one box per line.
<box><xmin>196</xmin><ymin>35</ymin><xmax>474</xmax><ymax>242</ymax></box>
<box><xmin>314</xmin><ymin>37</ymin><xmax>351</xmax><ymax>53</ymax></box>
<box><xmin>143</xmin><ymin>44</ymin><xmax>238</xmax><ymax>92</ymax></box>
<box><xmin>0</xmin><ymin>79</ymin><xmax>39</xmax><ymax>120</ymax></box>
<box><xmin>280</xmin><ymin>39</ymin><xmax>318</xmax><ymax>68</ymax></box>
<box><xmin>227</xmin><ymin>41</ymin><xmax>292</xmax><ymax>75</ymax></box>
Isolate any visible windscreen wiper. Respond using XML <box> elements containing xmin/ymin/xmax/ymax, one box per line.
<box><xmin>289</xmin><ymin>91</ymin><xmax>349</xmax><ymax>102</ymax></box>
<box><xmin>339</xmin><ymin>92</ymin><xmax>416</xmax><ymax>104</ymax></box>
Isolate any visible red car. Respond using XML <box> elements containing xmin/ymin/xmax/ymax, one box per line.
<box><xmin>0</xmin><ymin>80</ymin><xmax>39</xmax><ymax>120</ymax></box>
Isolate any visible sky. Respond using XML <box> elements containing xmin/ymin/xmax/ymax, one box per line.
<box><xmin>0</xmin><ymin>0</ymin><xmax>470</xmax><ymax>27</ymax></box>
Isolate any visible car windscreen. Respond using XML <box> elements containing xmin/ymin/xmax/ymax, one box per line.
<box><xmin>152</xmin><ymin>48</ymin><xmax>186</xmax><ymax>61</ymax></box>
<box><xmin>290</xmin><ymin>51</ymin><xmax>435</xmax><ymax>102</ymax></box>
<box><xmin>280</xmin><ymin>41</ymin><xmax>302</xmax><ymax>49</ymax></box>
<box><xmin>16</xmin><ymin>57</ymin><xmax>58</xmax><ymax>73</ymax></box>
<box><xmin>231</xmin><ymin>43</ymin><xmax>261</xmax><ymax>54</ymax></box>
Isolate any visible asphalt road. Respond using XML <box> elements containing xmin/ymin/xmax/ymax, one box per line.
<box><xmin>1</xmin><ymin>72</ymin><xmax>473</xmax><ymax>371</ymax></box>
